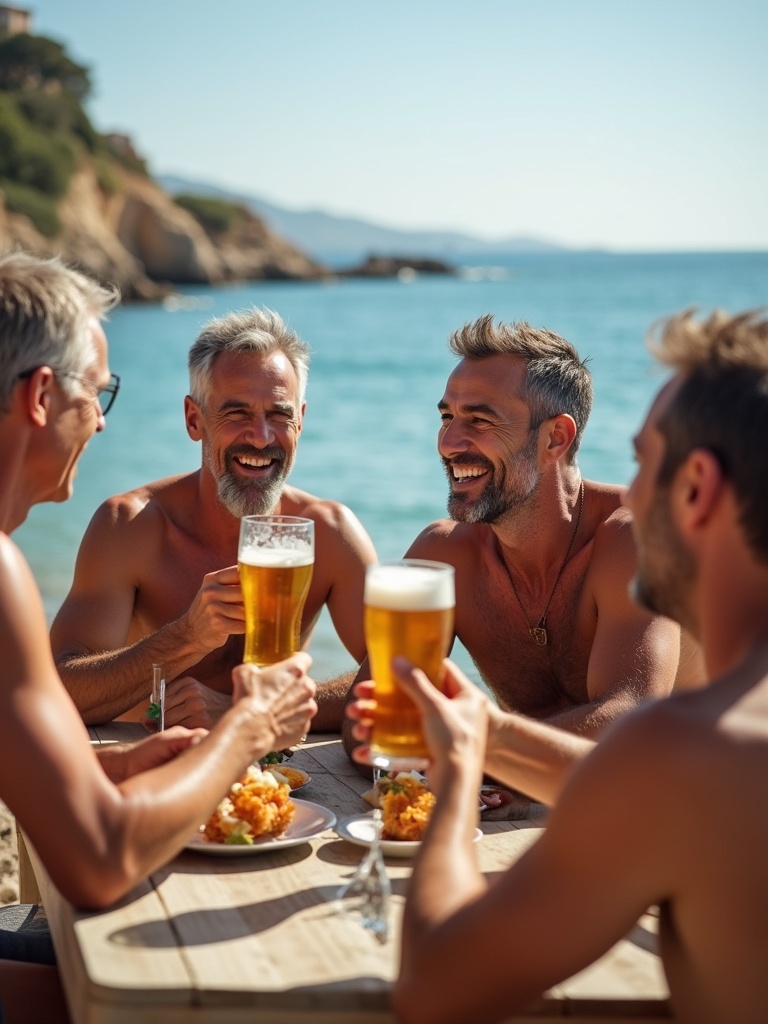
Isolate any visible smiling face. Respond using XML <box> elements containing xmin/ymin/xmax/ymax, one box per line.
<box><xmin>438</xmin><ymin>355</ymin><xmax>541</xmax><ymax>525</ymax></box>
<box><xmin>187</xmin><ymin>349</ymin><xmax>304</xmax><ymax>518</ymax></box>
<box><xmin>626</xmin><ymin>378</ymin><xmax>696</xmax><ymax>629</ymax></box>
<box><xmin>47</xmin><ymin>317</ymin><xmax>110</xmax><ymax>503</ymax></box>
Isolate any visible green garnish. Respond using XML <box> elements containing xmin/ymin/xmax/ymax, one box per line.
<box><xmin>224</xmin><ymin>833</ymin><xmax>254</xmax><ymax>846</ymax></box>
<box><xmin>147</xmin><ymin>702</ymin><xmax>161</xmax><ymax>720</ymax></box>
<box><xmin>224</xmin><ymin>831</ymin><xmax>253</xmax><ymax>847</ymax></box>
<box><xmin>259</xmin><ymin>750</ymin><xmax>285</xmax><ymax>765</ymax></box>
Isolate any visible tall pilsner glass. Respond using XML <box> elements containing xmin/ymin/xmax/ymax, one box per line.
<box><xmin>238</xmin><ymin>515</ymin><xmax>314</xmax><ymax>666</ymax></box>
<box><xmin>366</xmin><ymin>559</ymin><xmax>455</xmax><ymax>771</ymax></box>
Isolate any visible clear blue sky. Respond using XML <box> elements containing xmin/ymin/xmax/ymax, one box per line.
<box><xmin>24</xmin><ymin>0</ymin><xmax>768</xmax><ymax>251</ymax></box>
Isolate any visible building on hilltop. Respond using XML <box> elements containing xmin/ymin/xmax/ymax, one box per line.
<box><xmin>0</xmin><ymin>4</ymin><xmax>31</xmax><ymax>35</ymax></box>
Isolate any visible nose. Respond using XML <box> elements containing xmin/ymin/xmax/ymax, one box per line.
<box><xmin>242</xmin><ymin>413</ymin><xmax>274</xmax><ymax>447</ymax></box>
<box><xmin>438</xmin><ymin>417</ymin><xmax>469</xmax><ymax>458</ymax></box>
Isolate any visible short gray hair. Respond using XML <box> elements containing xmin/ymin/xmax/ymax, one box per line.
<box><xmin>188</xmin><ymin>307</ymin><xmax>310</xmax><ymax>408</ymax></box>
<box><xmin>0</xmin><ymin>251</ymin><xmax>118</xmax><ymax>414</ymax></box>
<box><xmin>449</xmin><ymin>314</ymin><xmax>593</xmax><ymax>461</ymax></box>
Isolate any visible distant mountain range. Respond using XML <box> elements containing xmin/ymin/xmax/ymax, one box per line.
<box><xmin>156</xmin><ymin>174</ymin><xmax>568</xmax><ymax>265</ymax></box>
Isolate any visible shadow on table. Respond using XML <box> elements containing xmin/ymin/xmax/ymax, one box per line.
<box><xmin>106</xmin><ymin>879</ymin><xmax>409</xmax><ymax>949</ymax></box>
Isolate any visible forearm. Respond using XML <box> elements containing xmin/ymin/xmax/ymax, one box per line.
<box><xmin>484</xmin><ymin>707</ymin><xmax>594</xmax><ymax>806</ymax></box>
<box><xmin>399</xmin><ymin>758</ymin><xmax>486</xmax><ymax>981</ymax></box>
<box><xmin>543</xmin><ymin>690</ymin><xmax>641</xmax><ymax>738</ymax></box>
<box><xmin>57</xmin><ymin>616</ymin><xmax>216</xmax><ymax>724</ymax></box>
<box><xmin>311</xmin><ymin>669</ymin><xmax>357</xmax><ymax>732</ymax></box>
<box><xmin>66</xmin><ymin>701</ymin><xmax>276</xmax><ymax>908</ymax></box>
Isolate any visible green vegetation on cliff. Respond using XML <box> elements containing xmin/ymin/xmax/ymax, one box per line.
<box><xmin>0</xmin><ymin>31</ymin><xmax>145</xmax><ymax>236</ymax></box>
<box><xmin>174</xmin><ymin>193</ymin><xmax>245</xmax><ymax>234</ymax></box>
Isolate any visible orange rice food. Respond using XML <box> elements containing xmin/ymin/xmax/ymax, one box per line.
<box><xmin>261</xmin><ymin>764</ymin><xmax>306</xmax><ymax>790</ymax></box>
<box><xmin>379</xmin><ymin>772</ymin><xmax>436</xmax><ymax>842</ymax></box>
<box><xmin>203</xmin><ymin>766</ymin><xmax>295</xmax><ymax>845</ymax></box>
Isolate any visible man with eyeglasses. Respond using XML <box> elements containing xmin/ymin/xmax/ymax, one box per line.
<box><xmin>50</xmin><ymin>305</ymin><xmax>377</xmax><ymax>732</ymax></box>
<box><xmin>0</xmin><ymin>252</ymin><xmax>316</xmax><ymax>1023</ymax></box>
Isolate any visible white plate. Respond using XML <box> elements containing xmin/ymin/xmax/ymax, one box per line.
<box><xmin>186</xmin><ymin>799</ymin><xmax>336</xmax><ymax>856</ymax></box>
<box><xmin>335</xmin><ymin>812</ymin><xmax>482</xmax><ymax>859</ymax></box>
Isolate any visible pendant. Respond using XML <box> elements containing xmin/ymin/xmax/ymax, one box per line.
<box><xmin>530</xmin><ymin>626</ymin><xmax>548</xmax><ymax>646</ymax></box>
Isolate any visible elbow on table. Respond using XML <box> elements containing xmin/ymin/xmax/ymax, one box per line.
<box><xmin>49</xmin><ymin>846</ymin><xmax>145</xmax><ymax>911</ymax></box>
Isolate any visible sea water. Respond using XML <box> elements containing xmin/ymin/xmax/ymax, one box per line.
<box><xmin>14</xmin><ymin>251</ymin><xmax>767</xmax><ymax>681</ymax></box>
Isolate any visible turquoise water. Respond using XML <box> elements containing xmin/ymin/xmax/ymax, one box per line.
<box><xmin>14</xmin><ymin>251</ymin><xmax>768</xmax><ymax>680</ymax></box>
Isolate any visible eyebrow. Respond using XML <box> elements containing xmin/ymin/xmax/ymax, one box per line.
<box><xmin>438</xmin><ymin>399</ymin><xmax>499</xmax><ymax>417</ymax></box>
<box><xmin>217</xmin><ymin>398</ymin><xmax>296</xmax><ymax>415</ymax></box>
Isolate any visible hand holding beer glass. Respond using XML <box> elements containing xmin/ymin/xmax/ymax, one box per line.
<box><xmin>238</xmin><ymin>515</ymin><xmax>314</xmax><ymax>667</ymax></box>
<box><xmin>365</xmin><ymin>559</ymin><xmax>455</xmax><ymax>771</ymax></box>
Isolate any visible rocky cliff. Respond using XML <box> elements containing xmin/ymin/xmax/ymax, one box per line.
<box><xmin>0</xmin><ymin>159</ymin><xmax>330</xmax><ymax>300</ymax></box>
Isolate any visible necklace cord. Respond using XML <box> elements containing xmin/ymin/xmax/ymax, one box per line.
<box><xmin>499</xmin><ymin>479</ymin><xmax>585</xmax><ymax>646</ymax></box>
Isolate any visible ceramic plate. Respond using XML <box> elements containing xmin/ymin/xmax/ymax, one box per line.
<box><xmin>186</xmin><ymin>799</ymin><xmax>336</xmax><ymax>856</ymax></box>
<box><xmin>335</xmin><ymin>812</ymin><xmax>482</xmax><ymax>859</ymax></box>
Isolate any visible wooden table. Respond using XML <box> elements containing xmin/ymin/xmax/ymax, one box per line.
<box><xmin>26</xmin><ymin>727</ymin><xmax>671</xmax><ymax>1023</ymax></box>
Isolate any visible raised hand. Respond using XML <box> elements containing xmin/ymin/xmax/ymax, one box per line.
<box><xmin>232</xmin><ymin>652</ymin><xmax>317</xmax><ymax>754</ymax></box>
<box><xmin>182</xmin><ymin>565</ymin><xmax>245</xmax><ymax>653</ymax></box>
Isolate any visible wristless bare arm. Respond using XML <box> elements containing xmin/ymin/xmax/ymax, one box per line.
<box><xmin>1</xmin><ymin>536</ymin><xmax>316</xmax><ymax>909</ymax></box>
<box><xmin>53</xmin><ymin>605</ymin><xmax>233</xmax><ymax>724</ymax></box>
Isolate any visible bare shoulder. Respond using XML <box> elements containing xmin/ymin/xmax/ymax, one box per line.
<box><xmin>585</xmin><ymin>482</ymin><xmax>637</xmax><ymax>568</ymax></box>
<box><xmin>88</xmin><ymin>472</ymin><xmax>198</xmax><ymax>536</ymax></box>
<box><xmin>0</xmin><ymin>533</ymin><xmax>50</xmax><ymax>657</ymax></box>
<box><xmin>402</xmin><ymin>518</ymin><xmax>487</xmax><ymax>570</ymax></box>
<box><xmin>0</xmin><ymin>531</ymin><xmax>31</xmax><ymax>590</ymax></box>
<box><xmin>281</xmin><ymin>486</ymin><xmax>377</xmax><ymax>558</ymax></box>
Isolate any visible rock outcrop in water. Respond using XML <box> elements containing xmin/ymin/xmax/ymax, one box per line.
<box><xmin>339</xmin><ymin>254</ymin><xmax>456</xmax><ymax>278</ymax></box>
<box><xmin>0</xmin><ymin>159</ymin><xmax>331</xmax><ymax>301</ymax></box>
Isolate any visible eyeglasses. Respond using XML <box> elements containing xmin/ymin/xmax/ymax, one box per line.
<box><xmin>18</xmin><ymin>367</ymin><xmax>121</xmax><ymax>417</ymax></box>
<box><xmin>63</xmin><ymin>371</ymin><xmax>121</xmax><ymax>416</ymax></box>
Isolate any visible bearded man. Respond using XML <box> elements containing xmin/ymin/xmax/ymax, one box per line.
<box><xmin>52</xmin><ymin>307</ymin><xmax>376</xmax><ymax>729</ymax></box>
<box><xmin>343</xmin><ymin>315</ymin><xmax>703</xmax><ymax>771</ymax></box>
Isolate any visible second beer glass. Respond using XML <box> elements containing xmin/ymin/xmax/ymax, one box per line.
<box><xmin>238</xmin><ymin>515</ymin><xmax>314</xmax><ymax>666</ymax></box>
<box><xmin>365</xmin><ymin>559</ymin><xmax>455</xmax><ymax>771</ymax></box>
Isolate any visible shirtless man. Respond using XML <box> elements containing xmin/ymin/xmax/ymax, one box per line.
<box><xmin>352</xmin><ymin>309</ymin><xmax>768</xmax><ymax>1024</ymax></box>
<box><xmin>0</xmin><ymin>252</ymin><xmax>315</xmax><ymax>1023</ymax></box>
<box><xmin>344</xmin><ymin>315</ymin><xmax>701</xmax><ymax>767</ymax></box>
<box><xmin>51</xmin><ymin>307</ymin><xmax>376</xmax><ymax>731</ymax></box>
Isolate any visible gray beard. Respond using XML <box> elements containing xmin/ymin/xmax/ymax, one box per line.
<box><xmin>446</xmin><ymin>435</ymin><xmax>539</xmax><ymax>525</ymax></box>
<box><xmin>216</xmin><ymin>471</ymin><xmax>285</xmax><ymax>518</ymax></box>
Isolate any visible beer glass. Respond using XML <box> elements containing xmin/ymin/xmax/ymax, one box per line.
<box><xmin>366</xmin><ymin>559</ymin><xmax>455</xmax><ymax>771</ymax></box>
<box><xmin>238</xmin><ymin>515</ymin><xmax>314</xmax><ymax>666</ymax></box>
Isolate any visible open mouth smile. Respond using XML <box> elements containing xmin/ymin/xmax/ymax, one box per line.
<box><xmin>450</xmin><ymin>464</ymin><xmax>490</xmax><ymax>487</ymax></box>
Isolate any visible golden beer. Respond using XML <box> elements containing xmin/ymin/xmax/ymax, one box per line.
<box><xmin>238</xmin><ymin>516</ymin><xmax>314</xmax><ymax>667</ymax></box>
<box><xmin>366</xmin><ymin>561</ymin><xmax>455</xmax><ymax>770</ymax></box>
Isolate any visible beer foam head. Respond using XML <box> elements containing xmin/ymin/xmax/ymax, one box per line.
<box><xmin>365</xmin><ymin>563</ymin><xmax>454</xmax><ymax>610</ymax></box>
<box><xmin>239</xmin><ymin>545</ymin><xmax>313</xmax><ymax>568</ymax></box>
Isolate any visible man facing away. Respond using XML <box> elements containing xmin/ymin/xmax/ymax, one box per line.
<box><xmin>344</xmin><ymin>315</ymin><xmax>703</xmax><ymax>771</ymax></box>
<box><xmin>351</xmin><ymin>308</ymin><xmax>768</xmax><ymax>1024</ymax></box>
<box><xmin>0</xmin><ymin>252</ymin><xmax>316</xmax><ymax>1022</ymax></box>
<box><xmin>51</xmin><ymin>307</ymin><xmax>377</xmax><ymax>731</ymax></box>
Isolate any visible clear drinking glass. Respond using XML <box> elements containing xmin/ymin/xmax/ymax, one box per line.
<box><xmin>365</xmin><ymin>559</ymin><xmax>455</xmax><ymax>772</ymax></box>
<box><xmin>238</xmin><ymin>515</ymin><xmax>314</xmax><ymax>666</ymax></box>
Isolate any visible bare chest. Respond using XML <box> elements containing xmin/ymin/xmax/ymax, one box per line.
<box><xmin>127</xmin><ymin>533</ymin><xmax>325</xmax><ymax>689</ymax></box>
<box><xmin>455</xmin><ymin>551</ymin><xmax>596</xmax><ymax>717</ymax></box>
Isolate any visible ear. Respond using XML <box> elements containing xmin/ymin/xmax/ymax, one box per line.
<box><xmin>541</xmin><ymin>413</ymin><xmax>577</xmax><ymax>464</ymax></box>
<box><xmin>296</xmin><ymin>400</ymin><xmax>306</xmax><ymax>436</ymax></box>
<box><xmin>184</xmin><ymin>395</ymin><xmax>203</xmax><ymax>441</ymax></box>
<box><xmin>672</xmin><ymin>448</ymin><xmax>724</xmax><ymax>532</ymax></box>
<box><xmin>22</xmin><ymin>366</ymin><xmax>56</xmax><ymax>427</ymax></box>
